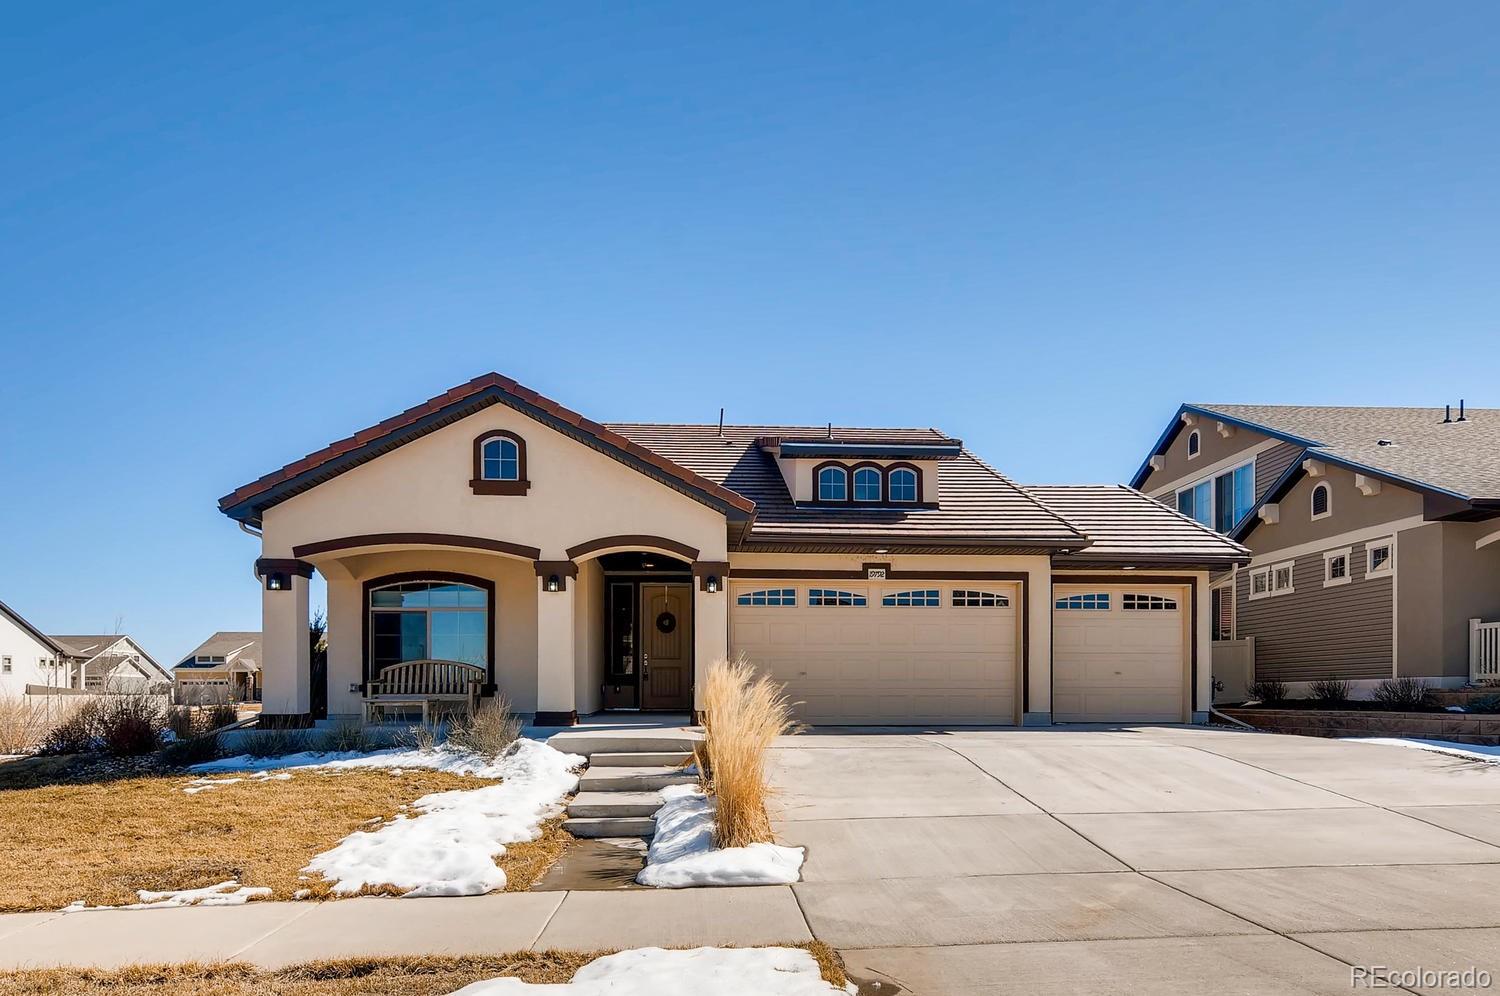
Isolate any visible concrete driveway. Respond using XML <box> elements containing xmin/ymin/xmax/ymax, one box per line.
<box><xmin>770</xmin><ymin>725</ymin><xmax>1500</xmax><ymax>995</ymax></box>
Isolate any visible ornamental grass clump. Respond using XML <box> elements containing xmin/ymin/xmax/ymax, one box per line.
<box><xmin>697</xmin><ymin>654</ymin><xmax>800</xmax><ymax>849</ymax></box>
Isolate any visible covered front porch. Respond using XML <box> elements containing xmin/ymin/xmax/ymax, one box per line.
<box><xmin>254</xmin><ymin>534</ymin><xmax>729</xmax><ymax>727</ymax></box>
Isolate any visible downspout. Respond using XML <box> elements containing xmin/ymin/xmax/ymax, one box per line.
<box><xmin>1210</xmin><ymin>706</ymin><xmax>1258</xmax><ymax>731</ymax></box>
<box><xmin>239</xmin><ymin>520</ymin><xmax>263</xmax><ymax>584</ymax></box>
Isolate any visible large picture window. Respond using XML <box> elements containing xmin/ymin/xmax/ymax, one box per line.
<box><xmin>369</xmin><ymin>579</ymin><xmax>489</xmax><ymax>676</ymax></box>
<box><xmin>1176</xmin><ymin>461</ymin><xmax>1254</xmax><ymax>533</ymax></box>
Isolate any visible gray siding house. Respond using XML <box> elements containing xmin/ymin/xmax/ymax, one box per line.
<box><xmin>1132</xmin><ymin>403</ymin><xmax>1500</xmax><ymax>695</ymax></box>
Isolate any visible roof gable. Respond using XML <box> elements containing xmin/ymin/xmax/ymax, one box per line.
<box><xmin>0</xmin><ymin>600</ymin><xmax>66</xmax><ymax>657</ymax></box>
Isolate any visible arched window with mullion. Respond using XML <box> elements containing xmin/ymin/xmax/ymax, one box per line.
<box><xmin>482</xmin><ymin>436</ymin><xmax>520</xmax><ymax>481</ymax></box>
<box><xmin>852</xmin><ymin>466</ymin><xmax>882</xmax><ymax>502</ymax></box>
<box><xmin>817</xmin><ymin>465</ymin><xmax>848</xmax><ymax>502</ymax></box>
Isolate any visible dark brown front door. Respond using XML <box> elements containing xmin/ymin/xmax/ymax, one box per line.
<box><xmin>640</xmin><ymin>582</ymin><xmax>693</xmax><ymax>710</ymax></box>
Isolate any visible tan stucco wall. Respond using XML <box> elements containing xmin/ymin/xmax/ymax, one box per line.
<box><xmin>1140</xmin><ymin>415</ymin><xmax>1275</xmax><ymax>497</ymax></box>
<box><xmin>1244</xmin><ymin>465</ymin><xmax>1423</xmax><ymax>557</ymax></box>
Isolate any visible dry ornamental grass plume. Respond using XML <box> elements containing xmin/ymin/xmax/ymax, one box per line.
<box><xmin>696</xmin><ymin>654</ymin><xmax>800</xmax><ymax>848</ymax></box>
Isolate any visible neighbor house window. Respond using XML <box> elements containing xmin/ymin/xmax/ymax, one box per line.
<box><xmin>471</xmin><ymin>431</ymin><xmax>529</xmax><ymax>494</ymax></box>
<box><xmin>1123</xmin><ymin>593</ymin><xmax>1178</xmax><ymax>611</ymax></box>
<box><xmin>882</xmin><ymin>589</ymin><xmax>939</xmax><ymax>607</ymax></box>
<box><xmin>1311</xmin><ymin>483</ymin><xmax>1331</xmax><ymax>520</ymax></box>
<box><xmin>368</xmin><ymin>578</ymin><xmax>489</xmax><ymax>676</ymax></box>
<box><xmin>817</xmin><ymin>466</ymin><xmax>848</xmax><ymax>502</ymax></box>
<box><xmin>1249</xmin><ymin>561</ymin><xmax>1295</xmax><ymax>600</ymax></box>
<box><xmin>737</xmin><ymin>588</ymin><xmax>796</xmax><ymax>606</ymax></box>
<box><xmin>1273</xmin><ymin>561</ymin><xmax>1294</xmax><ymax>594</ymax></box>
<box><xmin>1</xmin><ymin>657</ymin><xmax>9</xmax><ymax>674</ymax></box>
<box><xmin>1187</xmin><ymin>430</ymin><xmax>1201</xmax><ymax>458</ymax></box>
<box><xmin>1056</xmin><ymin>593</ymin><xmax>1110</xmax><ymax>610</ymax></box>
<box><xmin>1177</xmin><ymin>461</ymin><xmax>1254</xmax><ymax>533</ymax></box>
<box><xmin>1249</xmin><ymin>566</ymin><xmax>1271</xmax><ymax>600</ymax></box>
<box><xmin>888</xmin><ymin>467</ymin><xmax>918</xmax><ymax>503</ymax></box>
<box><xmin>1323</xmin><ymin>547</ymin><xmax>1351</xmax><ymax>587</ymax></box>
<box><xmin>853</xmin><ymin>466</ymin><xmax>882</xmax><ymax>502</ymax></box>
<box><xmin>1367</xmin><ymin>539</ymin><xmax>1395</xmax><ymax>578</ymax></box>
<box><xmin>953</xmin><ymin>589</ymin><xmax>1009</xmax><ymax>607</ymax></box>
<box><xmin>809</xmin><ymin>588</ymin><xmax>866</xmax><ymax>606</ymax></box>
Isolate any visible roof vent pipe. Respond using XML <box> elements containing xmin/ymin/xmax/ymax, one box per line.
<box><xmin>1444</xmin><ymin>404</ymin><xmax>1452</xmax><ymax>424</ymax></box>
<box><xmin>827</xmin><ymin>422</ymin><xmax>833</xmax><ymax>438</ymax></box>
<box><xmin>1458</xmin><ymin>399</ymin><xmax>1468</xmax><ymax>422</ymax></box>
<box><xmin>717</xmin><ymin>407</ymin><xmax>725</xmax><ymax>436</ymax></box>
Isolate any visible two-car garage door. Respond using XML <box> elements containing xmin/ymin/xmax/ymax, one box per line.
<box><xmin>730</xmin><ymin>581</ymin><xmax>1020</xmax><ymax>726</ymax></box>
<box><xmin>1052</xmin><ymin>584</ymin><xmax>1188</xmax><ymax>723</ymax></box>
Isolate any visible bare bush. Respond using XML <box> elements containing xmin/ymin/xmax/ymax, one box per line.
<box><xmin>240</xmin><ymin>728</ymin><xmax>312</xmax><ymax>758</ymax></box>
<box><xmin>96</xmin><ymin>694</ymin><xmax>169</xmax><ymax>755</ymax></box>
<box><xmin>1247</xmin><ymin>678</ymin><xmax>1289</xmax><ymax>704</ymax></box>
<box><xmin>1308</xmin><ymin>677</ymin><xmax>1352</xmax><ymax>705</ymax></box>
<box><xmin>392</xmin><ymin>723</ymin><xmax>438</xmax><ymax>753</ymax></box>
<box><xmin>0</xmin><ymin>697</ymin><xmax>64</xmax><ymax>754</ymax></box>
<box><xmin>1372</xmin><ymin>676</ymin><xmax>1432</xmax><ymax>709</ymax></box>
<box><xmin>161</xmin><ymin>732</ymin><xmax>223</xmax><ymax>767</ymax></box>
<box><xmin>697</xmin><ymin>654</ymin><xmax>800</xmax><ymax>849</ymax></box>
<box><xmin>320</xmin><ymin>721</ymin><xmax>376</xmax><ymax>753</ymax></box>
<box><xmin>40</xmin><ymin>699</ymin><xmax>106</xmax><ymax>755</ymax></box>
<box><xmin>446</xmin><ymin>696</ymin><xmax>521</xmax><ymax>757</ymax></box>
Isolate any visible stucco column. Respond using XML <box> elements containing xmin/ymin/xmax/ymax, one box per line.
<box><xmin>325</xmin><ymin>575</ymin><xmax>363</xmax><ymax>718</ymax></box>
<box><xmin>535</xmin><ymin>568</ymin><xmax>578</xmax><ymax>725</ymax></box>
<box><xmin>693</xmin><ymin>568</ymin><xmax>730</xmax><ymax>720</ymax></box>
<box><xmin>259</xmin><ymin>561</ymin><xmax>312</xmax><ymax>722</ymax></box>
<box><xmin>1023</xmin><ymin>560</ymin><xmax>1053</xmax><ymax>725</ymax></box>
<box><xmin>1193</xmin><ymin>571</ymin><xmax>1212</xmax><ymax>723</ymax></box>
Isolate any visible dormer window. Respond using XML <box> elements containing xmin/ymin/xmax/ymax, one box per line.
<box><xmin>817</xmin><ymin>465</ymin><xmax>848</xmax><ymax>502</ymax></box>
<box><xmin>852</xmin><ymin>466</ymin><xmax>882</xmax><ymax>502</ymax></box>
<box><xmin>471</xmin><ymin>431</ymin><xmax>530</xmax><ymax>495</ymax></box>
<box><xmin>1311</xmin><ymin>482</ymin><xmax>1331</xmax><ymax>520</ymax></box>
<box><xmin>888</xmin><ymin>466</ymin><xmax>919</xmax><ymax>503</ymax></box>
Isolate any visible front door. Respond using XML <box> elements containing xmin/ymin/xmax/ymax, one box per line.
<box><xmin>640</xmin><ymin>583</ymin><xmax>693</xmax><ymax>710</ymax></box>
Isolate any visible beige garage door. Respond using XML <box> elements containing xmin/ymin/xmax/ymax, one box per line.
<box><xmin>729</xmin><ymin>582</ymin><xmax>1020</xmax><ymax>725</ymax></box>
<box><xmin>1053</xmin><ymin>584</ymin><xmax>1187</xmax><ymax>723</ymax></box>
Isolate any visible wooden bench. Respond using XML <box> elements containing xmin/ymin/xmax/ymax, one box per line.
<box><xmin>363</xmin><ymin>660</ymin><xmax>485</xmax><ymax>725</ymax></box>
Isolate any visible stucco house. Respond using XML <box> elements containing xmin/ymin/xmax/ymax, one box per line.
<box><xmin>173</xmin><ymin>632</ymin><xmax>263</xmax><ymax>703</ymax></box>
<box><xmin>1131</xmin><ymin>403</ymin><xmax>1500</xmax><ymax>696</ymax></box>
<box><xmin>218</xmin><ymin>372</ymin><xmax>1247</xmax><ymax>729</ymax></box>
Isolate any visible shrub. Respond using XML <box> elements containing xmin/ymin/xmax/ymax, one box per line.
<box><xmin>1247</xmin><ymin>678</ymin><xmax>1289</xmax><ymax>705</ymax></box>
<box><xmin>1308</xmin><ymin>677</ymin><xmax>1352</xmax><ymax>705</ymax></box>
<box><xmin>40</xmin><ymin>699</ymin><xmax>105</xmax><ymax>755</ymax></box>
<box><xmin>240</xmin><ymin>728</ymin><xmax>312</xmax><ymax>758</ymax></box>
<box><xmin>1372</xmin><ymin>677</ymin><xmax>1433</xmax><ymax>709</ymax></box>
<box><xmin>201</xmin><ymin>703</ymin><xmax>240</xmax><ymax>732</ymax></box>
<box><xmin>1466</xmin><ymin>694</ymin><xmax>1500</xmax><ymax>714</ymax></box>
<box><xmin>161</xmin><ymin>732</ymin><xmax>223</xmax><ymax>767</ymax></box>
<box><xmin>96</xmin><ymin>694</ymin><xmax>169</xmax><ymax>756</ymax></box>
<box><xmin>166</xmin><ymin>706</ymin><xmax>197</xmax><ymax>741</ymax></box>
<box><xmin>393</xmin><ymin>723</ymin><xmax>438</xmax><ymax>753</ymax></box>
<box><xmin>446</xmin><ymin>696</ymin><xmax>521</xmax><ymax>757</ymax></box>
<box><xmin>321</xmin><ymin>721</ymin><xmax>376</xmax><ymax>753</ymax></box>
<box><xmin>0</xmin><ymin>696</ymin><xmax>59</xmax><ymax>754</ymax></box>
<box><xmin>697</xmin><ymin>654</ymin><xmax>800</xmax><ymax>849</ymax></box>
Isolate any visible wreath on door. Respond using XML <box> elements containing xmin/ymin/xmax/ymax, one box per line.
<box><xmin>655</xmin><ymin>611</ymin><xmax>677</xmax><ymax>634</ymax></box>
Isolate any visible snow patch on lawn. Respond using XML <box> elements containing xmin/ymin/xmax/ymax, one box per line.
<box><xmin>183</xmin><ymin>771</ymin><xmax>292</xmax><ymax>794</ymax></box>
<box><xmin>191</xmin><ymin>744</ymin><xmax>524</xmax><ymax>778</ymax></box>
<box><xmin>447</xmin><ymin>946</ymin><xmax>850</xmax><ymax>994</ymax></box>
<box><xmin>61</xmin><ymin>880</ymin><xmax>271</xmax><ymax>912</ymax></box>
<box><xmin>635</xmin><ymin>784</ymin><xmax>803</xmax><ymax>888</ymax></box>
<box><xmin>1344</xmin><ymin>737</ymin><xmax>1500</xmax><ymax>763</ymax></box>
<box><xmin>304</xmin><ymin>738</ymin><xmax>582</xmax><ymax>897</ymax></box>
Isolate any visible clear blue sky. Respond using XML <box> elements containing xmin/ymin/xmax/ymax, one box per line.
<box><xmin>3</xmin><ymin>2</ymin><xmax>1498</xmax><ymax>665</ymax></box>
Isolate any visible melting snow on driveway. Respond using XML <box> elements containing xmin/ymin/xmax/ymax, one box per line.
<box><xmin>447</xmin><ymin>947</ymin><xmax>851</xmax><ymax>994</ymax></box>
<box><xmin>1344</xmin><ymin>737</ymin><xmax>1500</xmax><ymax>764</ymax></box>
<box><xmin>635</xmin><ymin>784</ymin><xmax>804</xmax><ymax>888</ymax></box>
<box><xmin>303</xmin><ymin>738</ymin><xmax>583</xmax><ymax>897</ymax></box>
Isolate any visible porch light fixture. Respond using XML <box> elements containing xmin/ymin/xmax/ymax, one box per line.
<box><xmin>545</xmin><ymin>574</ymin><xmax>561</xmax><ymax>592</ymax></box>
<box><xmin>264</xmin><ymin>571</ymin><xmax>290</xmax><ymax>591</ymax></box>
<box><xmin>705</xmin><ymin>575</ymin><xmax>720</xmax><ymax>593</ymax></box>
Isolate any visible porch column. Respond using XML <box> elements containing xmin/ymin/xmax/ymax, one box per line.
<box><xmin>535</xmin><ymin>561</ymin><xmax>579</xmax><ymax>725</ymax></box>
<box><xmin>257</xmin><ymin>558</ymin><xmax>313</xmax><ymax>725</ymax></box>
<box><xmin>692</xmin><ymin>562</ymin><xmax>731</xmax><ymax>723</ymax></box>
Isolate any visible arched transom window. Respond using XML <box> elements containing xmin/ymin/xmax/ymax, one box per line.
<box><xmin>482</xmin><ymin>436</ymin><xmax>520</xmax><ymax>481</ymax></box>
<box><xmin>888</xmin><ymin>467</ymin><xmax>918</xmax><ymax>503</ymax></box>
<box><xmin>817</xmin><ymin>465</ymin><xmax>848</xmax><ymax>502</ymax></box>
<box><xmin>853</xmin><ymin>466</ymin><xmax>882</xmax><ymax>502</ymax></box>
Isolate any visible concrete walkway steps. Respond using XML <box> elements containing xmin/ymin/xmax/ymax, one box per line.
<box><xmin>553</xmin><ymin>729</ymin><xmax>701</xmax><ymax>840</ymax></box>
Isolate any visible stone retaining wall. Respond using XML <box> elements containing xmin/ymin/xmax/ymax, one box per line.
<box><xmin>1219</xmin><ymin>708</ymin><xmax>1500</xmax><ymax>746</ymax></box>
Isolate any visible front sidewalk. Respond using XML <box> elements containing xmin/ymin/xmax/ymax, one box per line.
<box><xmin>0</xmin><ymin>888</ymin><xmax>811</xmax><ymax>971</ymax></box>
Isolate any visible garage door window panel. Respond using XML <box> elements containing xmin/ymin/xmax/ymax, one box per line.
<box><xmin>809</xmin><ymin>588</ymin><xmax>867</xmax><ymax>607</ymax></box>
<box><xmin>1056</xmin><ymin>592</ymin><xmax>1110</xmax><ymax>610</ymax></box>
<box><xmin>882</xmin><ymin>589</ymin><xmax>940</xmax><ymax>607</ymax></box>
<box><xmin>736</xmin><ymin>588</ymin><xmax>797</xmax><ymax>606</ymax></box>
<box><xmin>1123</xmin><ymin>593</ymin><xmax>1178</xmax><ymax>611</ymax></box>
<box><xmin>953</xmin><ymin>589</ymin><xmax>1010</xmax><ymax>607</ymax></box>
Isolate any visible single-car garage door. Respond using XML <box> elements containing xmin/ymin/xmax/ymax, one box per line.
<box><xmin>1052</xmin><ymin>584</ymin><xmax>1188</xmax><ymax>723</ymax></box>
<box><xmin>730</xmin><ymin>581</ymin><xmax>1020</xmax><ymax>725</ymax></box>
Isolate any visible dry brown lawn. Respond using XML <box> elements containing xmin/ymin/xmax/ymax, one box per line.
<box><xmin>0</xmin><ymin>944</ymin><xmax>847</xmax><ymax>995</ymax></box>
<box><xmin>0</xmin><ymin>764</ymin><xmax>574</xmax><ymax>911</ymax></box>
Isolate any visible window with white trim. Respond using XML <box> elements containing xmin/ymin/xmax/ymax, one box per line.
<box><xmin>882</xmin><ymin>589</ymin><xmax>939</xmax><ymax>607</ymax></box>
<box><xmin>1323</xmin><ymin>547</ymin><xmax>1351</xmax><ymax>587</ymax></box>
<box><xmin>809</xmin><ymin>588</ymin><xmax>866</xmax><ymax>607</ymax></box>
<box><xmin>952</xmin><ymin>589</ymin><xmax>1010</xmax><ymax>607</ymax></box>
<box><xmin>1187</xmin><ymin>430</ymin><xmax>1201</xmax><ymax>458</ymax></box>
<box><xmin>1272</xmin><ymin>561</ymin><xmax>1294</xmax><ymax>594</ymax></box>
<box><xmin>1249</xmin><ymin>566</ymin><xmax>1271</xmax><ymax>600</ymax></box>
<box><xmin>1</xmin><ymin>657</ymin><xmax>10</xmax><ymax>674</ymax></box>
<box><xmin>480</xmin><ymin>436</ymin><xmax>520</xmax><ymax>481</ymax></box>
<box><xmin>817</xmin><ymin>466</ymin><xmax>848</xmax><ymax>502</ymax></box>
<box><xmin>736</xmin><ymin>588</ymin><xmax>796</xmax><ymax>606</ymax></box>
<box><xmin>1055</xmin><ymin>593</ymin><xmax>1110</xmax><ymax>610</ymax></box>
<box><xmin>852</xmin><ymin>467</ymin><xmax>882</xmax><ymax>503</ymax></box>
<box><xmin>1367</xmin><ymin>539</ymin><xmax>1395</xmax><ymax>578</ymax></box>
<box><xmin>1311</xmin><ymin>483</ymin><xmax>1331</xmax><ymax>520</ymax></box>
<box><xmin>1123</xmin><ymin>593</ymin><xmax>1178</xmax><ymax>611</ymax></box>
<box><xmin>888</xmin><ymin>467</ymin><xmax>918</xmax><ymax>503</ymax></box>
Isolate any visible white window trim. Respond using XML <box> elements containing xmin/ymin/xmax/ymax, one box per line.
<box><xmin>1187</xmin><ymin>430</ymin><xmax>1202</xmax><ymax>459</ymax></box>
<box><xmin>1322</xmin><ymin>547</ymin><xmax>1352</xmax><ymax>588</ymax></box>
<box><xmin>1272</xmin><ymin>560</ymin><xmax>1295</xmax><ymax>594</ymax></box>
<box><xmin>1310</xmin><ymin>483</ymin><xmax>1333</xmax><ymax>521</ymax></box>
<box><xmin>1248</xmin><ymin>565</ymin><xmax>1272</xmax><ymax>601</ymax></box>
<box><xmin>1367</xmin><ymin>538</ymin><xmax>1395</xmax><ymax>578</ymax></box>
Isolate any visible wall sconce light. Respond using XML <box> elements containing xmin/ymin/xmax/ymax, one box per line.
<box><xmin>705</xmin><ymin>575</ymin><xmax>720</xmax><ymax>593</ymax></box>
<box><xmin>546</xmin><ymin>575</ymin><xmax>561</xmax><ymax>592</ymax></box>
<box><xmin>264</xmin><ymin>571</ymin><xmax>290</xmax><ymax>591</ymax></box>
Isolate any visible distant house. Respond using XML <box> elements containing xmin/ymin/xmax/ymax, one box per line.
<box><xmin>0</xmin><ymin>599</ymin><xmax>69</xmax><ymax>696</ymax></box>
<box><xmin>173</xmin><ymin>632</ymin><xmax>262</xmax><ymax>703</ymax></box>
<box><xmin>48</xmin><ymin>635</ymin><xmax>172</xmax><ymax>692</ymax></box>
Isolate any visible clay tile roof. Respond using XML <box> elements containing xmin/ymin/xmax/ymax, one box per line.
<box><xmin>1026</xmin><ymin>485</ymin><xmax>1250</xmax><ymax>567</ymax></box>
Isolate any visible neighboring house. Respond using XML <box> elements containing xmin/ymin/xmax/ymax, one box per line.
<box><xmin>173</xmin><ymin>632</ymin><xmax>263</xmax><ymax>703</ymax></box>
<box><xmin>0</xmin><ymin>599</ymin><xmax>69</xmax><ymax>696</ymax></box>
<box><xmin>48</xmin><ymin>635</ymin><xmax>172</xmax><ymax>693</ymax></box>
<box><xmin>218</xmin><ymin>372</ymin><xmax>1246</xmax><ymax>729</ymax></box>
<box><xmin>1131</xmin><ymin>403</ymin><xmax>1500</xmax><ymax>695</ymax></box>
